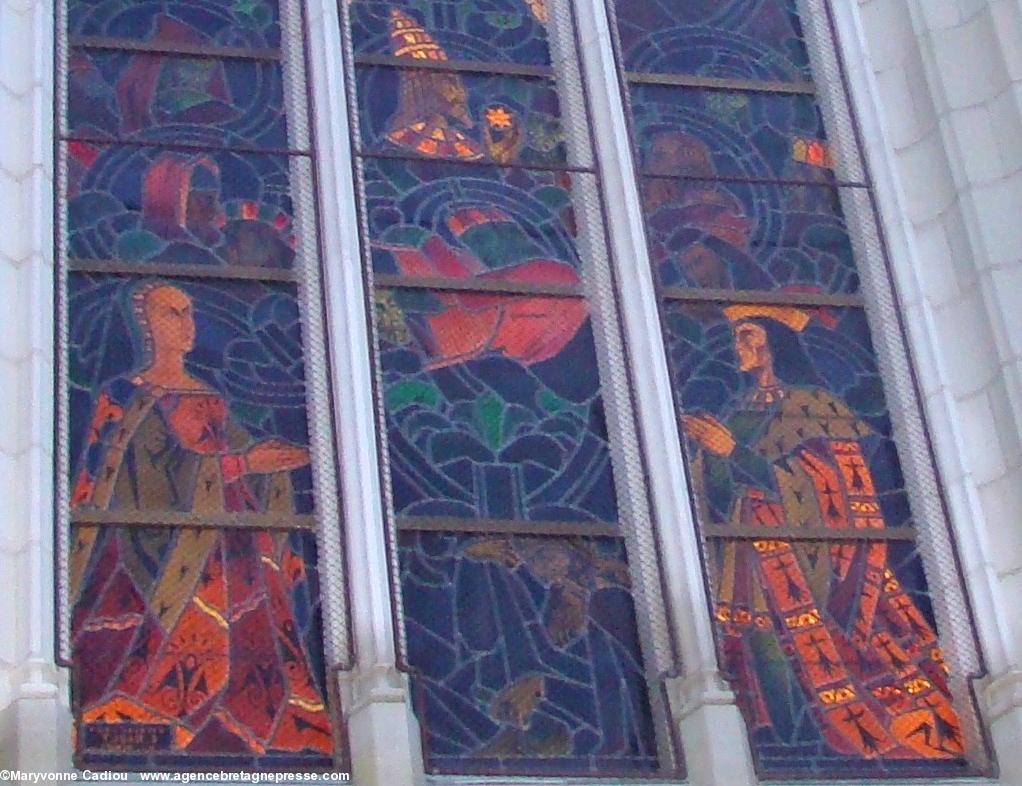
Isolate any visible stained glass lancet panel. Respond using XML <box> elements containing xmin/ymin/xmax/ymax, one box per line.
<box><xmin>58</xmin><ymin>0</ymin><xmax>346</xmax><ymax>769</ymax></box>
<box><xmin>608</xmin><ymin>0</ymin><xmax>986</xmax><ymax>778</ymax></box>
<box><xmin>342</xmin><ymin>0</ymin><xmax>676</xmax><ymax>775</ymax></box>
<box><xmin>615</xmin><ymin>0</ymin><xmax>811</xmax><ymax>81</ymax></box>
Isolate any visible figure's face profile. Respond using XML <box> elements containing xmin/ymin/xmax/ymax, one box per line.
<box><xmin>144</xmin><ymin>285</ymin><xmax>196</xmax><ymax>355</ymax></box>
<box><xmin>733</xmin><ymin>320</ymin><xmax>770</xmax><ymax>373</ymax></box>
<box><xmin>681</xmin><ymin>242</ymin><xmax>727</xmax><ymax>288</ymax></box>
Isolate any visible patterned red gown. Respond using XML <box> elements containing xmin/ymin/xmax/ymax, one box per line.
<box><xmin>70</xmin><ymin>376</ymin><xmax>333</xmax><ymax>761</ymax></box>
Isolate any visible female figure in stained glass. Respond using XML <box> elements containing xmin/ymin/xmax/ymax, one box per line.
<box><xmin>70</xmin><ymin>281</ymin><xmax>332</xmax><ymax>759</ymax></box>
<box><xmin>681</xmin><ymin>304</ymin><xmax>965</xmax><ymax>763</ymax></box>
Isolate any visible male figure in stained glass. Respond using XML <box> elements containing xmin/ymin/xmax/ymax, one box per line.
<box><xmin>70</xmin><ymin>281</ymin><xmax>332</xmax><ymax>760</ymax></box>
<box><xmin>681</xmin><ymin>303</ymin><xmax>965</xmax><ymax>763</ymax></box>
<box><xmin>640</xmin><ymin>130</ymin><xmax>764</xmax><ymax>290</ymax></box>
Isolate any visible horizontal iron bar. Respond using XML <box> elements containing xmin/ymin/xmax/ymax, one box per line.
<box><xmin>661</xmin><ymin>286</ymin><xmax>863</xmax><ymax>308</ymax></box>
<box><xmin>70</xmin><ymin>34</ymin><xmax>281</xmax><ymax>62</ymax></box>
<box><xmin>355</xmin><ymin>52</ymin><xmax>554</xmax><ymax>79</ymax></box>
<box><xmin>396</xmin><ymin>515</ymin><xmax>620</xmax><ymax>538</ymax></box>
<box><xmin>69</xmin><ymin>258</ymin><xmax>297</xmax><ymax>283</ymax></box>
<box><xmin>359</xmin><ymin>148</ymin><xmax>595</xmax><ymax>175</ymax></box>
<box><xmin>62</xmin><ymin>134</ymin><xmax>310</xmax><ymax>158</ymax></box>
<box><xmin>702</xmin><ymin>524</ymin><xmax>917</xmax><ymax>542</ymax></box>
<box><xmin>638</xmin><ymin>170</ymin><xmax>869</xmax><ymax>189</ymax></box>
<box><xmin>626</xmin><ymin>70</ymin><xmax>816</xmax><ymax>95</ymax></box>
<box><xmin>72</xmin><ymin>510</ymin><xmax>317</xmax><ymax>531</ymax></box>
<box><xmin>374</xmin><ymin>273</ymin><xmax>584</xmax><ymax>298</ymax></box>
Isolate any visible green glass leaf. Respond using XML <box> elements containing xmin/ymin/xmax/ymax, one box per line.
<box><xmin>474</xmin><ymin>391</ymin><xmax>505</xmax><ymax>451</ymax></box>
<box><xmin>533</xmin><ymin>185</ymin><xmax>570</xmax><ymax>210</ymax></box>
<box><xmin>115</xmin><ymin>229</ymin><xmax>164</xmax><ymax>261</ymax></box>
<box><xmin>538</xmin><ymin>389</ymin><xmax>567</xmax><ymax>414</ymax></box>
<box><xmin>705</xmin><ymin>92</ymin><xmax>748</xmax><ymax>125</ymax></box>
<box><xmin>230</xmin><ymin>401</ymin><xmax>271</xmax><ymax>433</ymax></box>
<box><xmin>484</xmin><ymin>11</ymin><xmax>524</xmax><ymax>29</ymax></box>
<box><xmin>387</xmin><ymin>380</ymin><xmax>441</xmax><ymax>411</ymax></box>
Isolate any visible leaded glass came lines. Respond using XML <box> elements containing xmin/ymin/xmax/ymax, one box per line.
<box><xmin>344</xmin><ymin>0</ymin><xmax>671</xmax><ymax>774</ymax></box>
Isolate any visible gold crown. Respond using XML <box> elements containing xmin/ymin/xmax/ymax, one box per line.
<box><xmin>722</xmin><ymin>303</ymin><xmax>811</xmax><ymax>332</ymax></box>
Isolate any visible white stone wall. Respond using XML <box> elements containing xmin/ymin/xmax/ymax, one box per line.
<box><xmin>0</xmin><ymin>0</ymin><xmax>1020</xmax><ymax>783</ymax></box>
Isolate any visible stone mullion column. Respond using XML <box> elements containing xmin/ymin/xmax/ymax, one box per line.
<box><xmin>304</xmin><ymin>1</ymin><xmax>424</xmax><ymax>784</ymax></box>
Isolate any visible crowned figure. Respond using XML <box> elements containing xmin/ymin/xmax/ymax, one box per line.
<box><xmin>681</xmin><ymin>302</ymin><xmax>966</xmax><ymax>762</ymax></box>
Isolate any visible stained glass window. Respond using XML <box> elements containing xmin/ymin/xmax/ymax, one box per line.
<box><xmin>342</xmin><ymin>0</ymin><xmax>677</xmax><ymax>775</ymax></box>
<box><xmin>608</xmin><ymin>0</ymin><xmax>986</xmax><ymax>778</ymax></box>
<box><xmin>58</xmin><ymin>0</ymin><xmax>346</xmax><ymax>769</ymax></box>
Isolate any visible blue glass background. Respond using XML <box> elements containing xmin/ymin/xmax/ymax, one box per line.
<box><xmin>69</xmin><ymin>0</ymin><xmax>281</xmax><ymax>49</ymax></box>
<box><xmin>67</xmin><ymin>144</ymin><xmax>296</xmax><ymax>267</ymax></box>
<box><xmin>68</xmin><ymin>50</ymin><xmax>287</xmax><ymax>149</ymax></box>
<box><xmin>616</xmin><ymin>0</ymin><xmax>809</xmax><ymax>80</ymax></box>
<box><xmin>400</xmin><ymin>531</ymin><xmax>659</xmax><ymax>774</ymax></box>
<box><xmin>378</xmin><ymin>290</ymin><xmax>617</xmax><ymax>523</ymax></box>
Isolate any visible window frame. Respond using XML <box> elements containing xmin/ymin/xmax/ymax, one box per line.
<box><xmin>26</xmin><ymin>0</ymin><xmax>1018</xmax><ymax>781</ymax></box>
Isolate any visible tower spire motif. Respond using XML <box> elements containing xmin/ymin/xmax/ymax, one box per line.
<box><xmin>384</xmin><ymin>9</ymin><xmax>483</xmax><ymax>160</ymax></box>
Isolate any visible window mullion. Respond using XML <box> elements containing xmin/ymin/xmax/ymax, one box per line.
<box><xmin>305</xmin><ymin>0</ymin><xmax>426</xmax><ymax>783</ymax></box>
<box><xmin>569</xmin><ymin>5</ymin><xmax>758</xmax><ymax>783</ymax></box>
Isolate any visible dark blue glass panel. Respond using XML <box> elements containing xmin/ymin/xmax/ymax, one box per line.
<box><xmin>363</xmin><ymin>158</ymin><xmax>585</xmax><ymax>279</ymax></box>
<box><xmin>377</xmin><ymin>288</ymin><xmax>616</xmax><ymax>523</ymax></box>
<box><xmin>67</xmin><ymin>143</ymin><xmax>296</xmax><ymax>267</ymax></box>
<box><xmin>641</xmin><ymin>178</ymin><xmax>858</xmax><ymax>293</ymax></box>
<box><xmin>68</xmin><ymin>272</ymin><xmax>314</xmax><ymax>514</ymax></box>
<box><xmin>69</xmin><ymin>50</ymin><xmax>287</xmax><ymax>149</ymax></box>
<box><xmin>356</xmin><ymin>67</ymin><xmax>566</xmax><ymax>166</ymax></box>
<box><xmin>69</xmin><ymin>0</ymin><xmax>280</xmax><ymax>49</ymax></box>
<box><xmin>630</xmin><ymin>84</ymin><xmax>830</xmax><ymax>182</ymax></box>
<box><xmin>399</xmin><ymin>531</ymin><xmax>660</xmax><ymax>774</ymax></box>
<box><xmin>350</xmin><ymin>0</ymin><xmax>551</xmax><ymax>65</ymax></box>
<box><xmin>72</xmin><ymin>526</ymin><xmax>332</xmax><ymax>767</ymax></box>
<box><xmin>615</xmin><ymin>0</ymin><xmax>810</xmax><ymax>81</ymax></box>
